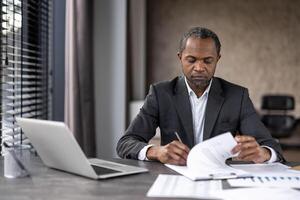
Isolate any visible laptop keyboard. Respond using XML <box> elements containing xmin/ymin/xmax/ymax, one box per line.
<box><xmin>91</xmin><ymin>165</ymin><xmax>121</xmax><ymax>175</ymax></box>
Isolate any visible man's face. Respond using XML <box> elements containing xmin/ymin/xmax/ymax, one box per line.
<box><xmin>178</xmin><ymin>37</ymin><xmax>220</xmax><ymax>93</ymax></box>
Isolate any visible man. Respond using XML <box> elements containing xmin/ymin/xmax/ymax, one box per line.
<box><xmin>117</xmin><ymin>27</ymin><xmax>284</xmax><ymax>165</ymax></box>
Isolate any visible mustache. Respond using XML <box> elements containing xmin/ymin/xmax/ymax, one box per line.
<box><xmin>191</xmin><ymin>74</ymin><xmax>208</xmax><ymax>79</ymax></box>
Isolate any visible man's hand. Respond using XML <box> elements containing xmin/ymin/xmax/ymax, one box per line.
<box><xmin>146</xmin><ymin>141</ymin><xmax>190</xmax><ymax>165</ymax></box>
<box><xmin>231</xmin><ymin>135</ymin><xmax>271</xmax><ymax>163</ymax></box>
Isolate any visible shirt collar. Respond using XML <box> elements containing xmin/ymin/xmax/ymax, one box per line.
<box><xmin>184</xmin><ymin>76</ymin><xmax>213</xmax><ymax>98</ymax></box>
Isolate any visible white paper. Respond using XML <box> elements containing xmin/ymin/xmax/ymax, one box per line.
<box><xmin>165</xmin><ymin>132</ymin><xmax>250</xmax><ymax>180</ymax></box>
<box><xmin>228</xmin><ymin>173</ymin><xmax>300</xmax><ymax>188</ymax></box>
<box><xmin>215</xmin><ymin>187</ymin><xmax>300</xmax><ymax>200</ymax></box>
<box><xmin>187</xmin><ymin>132</ymin><xmax>237</xmax><ymax>171</ymax></box>
<box><xmin>228</xmin><ymin>162</ymin><xmax>300</xmax><ymax>188</ymax></box>
<box><xmin>230</xmin><ymin>163</ymin><xmax>291</xmax><ymax>175</ymax></box>
<box><xmin>147</xmin><ymin>174</ymin><xmax>222</xmax><ymax>199</ymax></box>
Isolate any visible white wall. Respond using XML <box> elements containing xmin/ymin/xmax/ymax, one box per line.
<box><xmin>93</xmin><ymin>0</ymin><xmax>127</xmax><ymax>158</ymax></box>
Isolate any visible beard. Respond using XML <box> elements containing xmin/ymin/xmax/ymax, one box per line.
<box><xmin>189</xmin><ymin>75</ymin><xmax>211</xmax><ymax>91</ymax></box>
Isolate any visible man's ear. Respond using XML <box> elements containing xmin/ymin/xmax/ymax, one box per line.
<box><xmin>217</xmin><ymin>54</ymin><xmax>221</xmax><ymax>61</ymax></box>
<box><xmin>177</xmin><ymin>52</ymin><xmax>182</xmax><ymax>60</ymax></box>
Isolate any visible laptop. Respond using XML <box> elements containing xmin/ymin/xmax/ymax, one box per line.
<box><xmin>16</xmin><ymin>117</ymin><xmax>148</xmax><ymax>179</ymax></box>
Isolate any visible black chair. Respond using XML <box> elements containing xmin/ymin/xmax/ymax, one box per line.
<box><xmin>261</xmin><ymin>95</ymin><xmax>296</xmax><ymax>138</ymax></box>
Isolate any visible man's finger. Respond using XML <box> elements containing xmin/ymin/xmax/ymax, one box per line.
<box><xmin>171</xmin><ymin>141</ymin><xmax>190</xmax><ymax>154</ymax></box>
<box><xmin>239</xmin><ymin>154</ymin><xmax>256</xmax><ymax>162</ymax></box>
<box><xmin>239</xmin><ymin>141</ymin><xmax>258</xmax><ymax>151</ymax></box>
<box><xmin>168</xmin><ymin>142</ymin><xmax>189</xmax><ymax>160</ymax></box>
<box><xmin>235</xmin><ymin>135</ymin><xmax>255</xmax><ymax>143</ymax></box>
<box><xmin>237</xmin><ymin>148</ymin><xmax>258</xmax><ymax>159</ymax></box>
<box><xmin>231</xmin><ymin>144</ymin><xmax>241</xmax><ymax>154</ymax></box>
<box><xmin>167</xmin><ymin>151</ymin><xmax>181</xmax><ymax>162</ymax></box>
<box><xmin>163</xmin><ymin>142</ymin><xmax>189</xmax><ymax>163</ymax></box>
<box><xmin>239</xmin><ymin>153</ymin><xmax>264</xmax><ymax>163</ymax></box>
<box><xmin>171</xmin><ymin>147</ymin><xmax>189</xmax><ymax>160</ymax></box>
<box><xmin>166</xmin><ymin>152</ymin><xmax>186</xmax><ymax>165</ymax></box>
<box><xmin>171</xmin><ymin>153</ymin><xmax>186</xmax><ymax>165</ymax></box>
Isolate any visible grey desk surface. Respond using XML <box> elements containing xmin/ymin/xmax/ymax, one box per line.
<box><xmin>0</xmin><ymin>155</ymin><xmax>184</xmax><ymax>200</ymax></box>
<box><xmin>0</xmin><ymin>156</ymin><xmax>299</xmax><ymax>200</ymax></box>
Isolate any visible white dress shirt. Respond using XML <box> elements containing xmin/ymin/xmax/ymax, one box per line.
<box><xmin>184</xmin><ymin>77</ymin><xmax>212</xmax><ymax>144</ymax></box>
<box><xmin>138</xmin><ymin>77</ymin><xmax>277</xmax><ymax>163</ymax></box>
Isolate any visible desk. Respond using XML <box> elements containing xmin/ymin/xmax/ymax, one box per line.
<box><xmin>0</xmin><ymin>156</ymin><xmax>182</xmax><ymax>200</ymax></box>
<box><xmin>0</xmin><ymin>156</ymin><xmax>299</xmax><ymax>200</ymax></box>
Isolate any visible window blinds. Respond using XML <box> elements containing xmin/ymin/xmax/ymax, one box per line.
<box><xmin>1</xmin><ymin>0</ymin><xmax>52</xmax><ymax>145</ymax></box>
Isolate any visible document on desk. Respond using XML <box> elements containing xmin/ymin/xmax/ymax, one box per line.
<box><xmin>214</xmin><ymin>187</ymin><xmax>300</xmax><ymax>200</ymax></box>
<box><xmin>165</xmin><ymin>132</ymin><xmax>251</xmax><ymax>180</ymax></box>
<box><xmin>147</xmin><ymin>174</ymin><xmax>222</xmax><ymax>199</ymax></box>
<box><xmin>228</xmin><ymin>175</ymin><xmax>300</xmax><ymax>188</ymax></box>
<box><xmin>228</xmin><ymin>163</ymin><xmax>300</xmax><ymax>188</ymax></box>
<box><xmin>230</xmin><ymin>162</ymin><xmax>291</xmax><ymax>174</ymax></box>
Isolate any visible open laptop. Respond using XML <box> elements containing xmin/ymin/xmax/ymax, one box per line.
<box><xmin>16</xmin><ymin>117</ymin><xmax>148</xmax><ymax>179</ymax></box>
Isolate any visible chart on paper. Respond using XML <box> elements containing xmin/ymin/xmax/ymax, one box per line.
<box><xmin>228</xmin><ymin>174</ymin><xmax>300</xmax><ymax>188</ymax></box>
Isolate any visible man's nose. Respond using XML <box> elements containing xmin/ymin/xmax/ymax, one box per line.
<box><xmin>194</xmin><ymin>61</ymin><xmax>205</xmax><ymax>72</ymax></box>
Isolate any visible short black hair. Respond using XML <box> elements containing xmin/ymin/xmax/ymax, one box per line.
<box><xmin>179</xmin><ymin>27</ymin><xmax>221</xmax><ymax>55</ymax></box>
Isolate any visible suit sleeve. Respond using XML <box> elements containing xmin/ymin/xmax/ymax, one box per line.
<box><xmin>116</xmin><ymin>85</ymin><xmax>159</xmax><ymax>159</ymax></box>
<box><xmin>239</xmin><ymin>89</ymin><xmax>285</xmax><ymax>162</ymax></box>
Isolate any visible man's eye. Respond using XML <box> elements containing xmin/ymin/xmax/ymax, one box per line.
<box><xmin>187</xmin><ymin>59</ymin><xmax>196</xmax><ymax>63</ymax></box>
<box><xmin>204</xmin><ymin>58</ymin><xmax>213</xmax><ymax>64</ymax></box>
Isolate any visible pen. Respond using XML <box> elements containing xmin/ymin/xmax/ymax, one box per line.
<box><xmin>174</xmin><ymin>131</ymin><xmax>182</xmax><ymax>143</ymax></box>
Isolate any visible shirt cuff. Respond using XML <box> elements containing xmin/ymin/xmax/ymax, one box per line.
<box><xmin>262</xmin><ymin>146</ymin><xmax>277</xmax><ymax>163</ymax></box>
<box><xmin>138</xmin><ymin>144</ymin><xmax>154</xmax><ymax>161</ymax></box>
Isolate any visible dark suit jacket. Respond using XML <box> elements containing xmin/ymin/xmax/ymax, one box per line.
<box><xmin>117</xmin><ymin>76</ymin><xmax>284</xmax><ymax>161</ymax></box>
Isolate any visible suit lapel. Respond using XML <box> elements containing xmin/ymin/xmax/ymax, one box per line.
<box><xmin>203</xmin><ymin>78</ymin><xmax>225</xmax><ymax>140</ymax></box>
<box><xmin>173</xmin><ymin>77</ymin><xmax>194</xmax><ymax>147</ymax></box>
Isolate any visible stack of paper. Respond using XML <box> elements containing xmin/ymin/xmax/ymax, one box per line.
<box><xmin>147</xmin><ymin>174</ymin><xmax>300</xmax><ymax>200</ymax></box>
<box><xmin>215</xmin><ymin>187</ymin><xmax>300</xmax><ymax>200</ymax></box>
<box><xmin>165</xmin><ymin>132</ymin><xmax>251</xmax><ymax>180</ymax></box>
<box><xmin>148</xmin><ymin>132</ymin><xmax>300</xmax><ymax>199</ymax></box>
<box><xmin>147</xmin><ymin>174</ymin><xmax>222</xmax><ymax>199</ymax></box>
<box><xmin>228</xmin><ymin>163</ymin><xmax>300</xmax><ymax>188</ymax></box>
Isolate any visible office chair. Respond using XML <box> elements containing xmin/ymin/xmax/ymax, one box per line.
<box><xmin>261</xmin><ymin>95</ymin><xmax>296</xmax><ymax>138</ymax></box>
